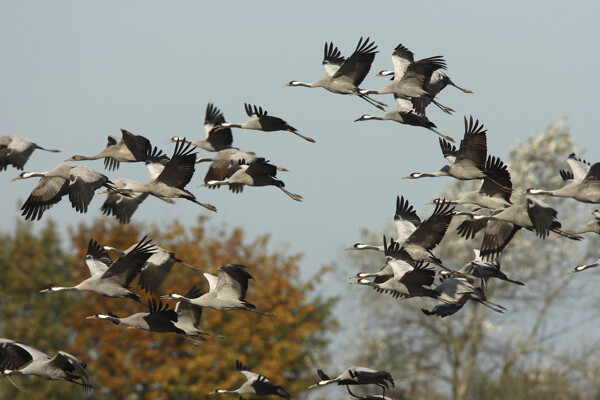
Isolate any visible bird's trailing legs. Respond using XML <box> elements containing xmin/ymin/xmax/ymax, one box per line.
<box><xmin>431</xmin><ymin>98</ymin><xmax>454</xmax><ymax>115</ymax></box>
<box><xmin>278</xmin><ymin>187</ymin><xmax>303</xmax><ymax>202</ymax></box>
<box><xmin>359</xmin><ymin>94</ymin><xmax>388</xmax><ymax>111</ymax></box>
<box><xmin>289</xmin><ymin>130</ymin><xmax>316</xmax><ymax>143</ymax></box>
<box><xmin>428</xmin><ymin>127</ymin><xmax>455</xmax><ymax>143</ymax></box>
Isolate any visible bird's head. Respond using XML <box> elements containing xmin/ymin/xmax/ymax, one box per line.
<box><xmin>64</xmin><ymin>155</ymin><xmax>85</xmax><ymax>161</ymax></box>
<box><xmin>283</xmin><ymin>80</ymin><xmax>302</xmax><ymax>87</ymax></box>
<box><xmin>402</xmin><ymin>173</ymin><xmax>422</xmax><ymax>179</ymax></box>
<box><xmin>354</xmin><ymin>114</ymin><xmax>375</xmax><ymax>122</ymax></box>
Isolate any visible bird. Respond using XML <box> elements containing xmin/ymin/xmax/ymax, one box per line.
<box><xmin>209</xmin><ymin>359</ymin><xmax>292</xmax><ymax>399</ymax></box>
<box><xmin>422</xmin><ymin>275</ymin><xmax>506</xmax><ymax>317</ymax></box>
<box><xmin>284</xmin><ymin>37</ymin><xmax>387</xmax><ymax>110</ymax></box>
<box><xmin>358</xmin><ymin>43</ymin><xmax>453</xmax><ymax>114</ymax></box>
<box><xmin>429</xmin><ymin>155</ymin><xmax>513</xmax><ymax>210</ymax></box>
<box><xmin>126</xmin><ymin>139</ymin><xmax>217</xmax><ymax>212</ymax></box>
<box><xmin>103</xmin><ymin>242</ymin><xmax>201</xmax><ymax>295</ymax></box>
<box><xmin>458</xmin><ymin>249</ymin><xmax>524</xmax><ymax>288</ymax></box>
<box><xmin>40</xmin><ymin>237</ymin><xmax>155</xmax><ymax>303</ymax></box>
<box><xmin>454</xmin><ymin>197</ymin><xmax>582</xmax><ymax>260</ymax></box>
<box><xmin>402</xmin><ymin>116</ymin><xmax>489</xmax><ymax>181</ymax></box>
<box><xmin>309</xmin><ymin>366</ymin><xmax>394</xmax><ymax>398</ymax></box>
<box><xmin>350</xmin><ymin>236</ymin><xmax>438</xmax><ymax>301</ymax></box>
<box><xmin>394</xmin><ymin>198</ymin><xmax>455</xmax><ymax>270</ymax></box>
<box><xmin>374</xmin><ymin>66</ymin><xmax>473</xmax><ymax>105</ymax></box>
<box><xmin>569</xmin><ymin>257</ymin><xmax>600</xmax><ymax>274</ymax></box>
<box><xmin>65</xmin><ymin>128</ymin><xmax>152</xmax><ymax>171</ymax></box>
<box><xmin>354</xmin><ymin>96</ymin><xmax>454</xmax><ymax>142</ymax></box>
<box><xmin>0</xmin><ymin>134</ymin><xmax>60</xmax><ymax>171</ymax></box>
<box><xmin>214</xmin><ymin>104</ymin><xmax>315</xmax><ymax>143</ymax></box>
<box><xmin>169</xmin><ymin>102</ymin><xmax>234</xmax><ymax>152</ymax></box>
<box><xmin>201</xmin><ymin>158</ymin><xmax>302</xmax><ymax>202</ymax></box>
<box><xmin>560</xmin><ymin>209</ymin><xmax>600</xmax><ymax>236</ymax></box>
<box><xmin>347</xmin><ymin>195</ymin><xmax>421</xmax><ymax>252</ymax></box>
<box><xmin>99</xmin><ymin>178</ymin><xmax>175</xmax><ymax>224</ymax></box>
<box><xmin>0</xmin><ymin>338</ymin><xmax>92</xmax><ymax>393</ymax></box>
<box><xmin>526</xmin><ymin>154</ymin><xmax>600</xmax><ymax>204</ymax></box>
<box><xmin>87</xmin><ymin>297</ymin><xmax>213</xmax><ymax>346</ymax></box>
<box><xmin>162</xmin><ymin>264</ymin><xmax>274</xmax><ymax>316</ymax></box>
<box><xmin>455</xmin><ymin>196</ymin><xmax>576</xmax><ymax>240</ymax></box>
<box><xmin>12</xmin><ymin>162</ymin><xmax>125</xmax><ymax>221</ymax></box>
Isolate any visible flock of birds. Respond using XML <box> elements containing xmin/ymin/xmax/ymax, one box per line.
<box><xmin>1</xmin><ymin>36</ymin><xmax>599</xmax><ymax>399</ymax></box>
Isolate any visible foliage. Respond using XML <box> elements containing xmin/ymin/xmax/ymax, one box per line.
<box><xmin>0</xmin><ymin>216</ymin><xmax>337</xmax><ymax>399</ymax></box>
<box><xmin>344</xmin><ymin>121</ymin><xmax>600</xmax><ymax>400</ymax></box>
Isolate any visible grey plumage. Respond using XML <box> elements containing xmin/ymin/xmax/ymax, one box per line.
<box><xmin>65</xmin><ymin>129</ymin><xmax>152</xmax><ymax>171</ymax></box>
<box><xmin>162</xmin><ymin>264</ymin><xmax>274</xmax><ymax>316</ymax></box>
<box><xmin>103</xmin><ymin>243</ymin><xmax>201</xmax><ymax>295</ymax></box>
<box><xmin>87</xmin><ymin>296</ymin><xmax>213</xmax><ymax>346</ymax></box>
<box><xmin>170</xmin><ymin>102</ymin><xmax>234</xmax><ymax>152</ymax></box>
<box><xmin>0</xmin><ymin>134</ymin><xmax>60</xmax><ymax>171</ymax></box>
<box><xmin>12</xmin><ymin>163</ymin><xmax>122</xmax><ymax>220</ymax></box>
<box><xmin>215</xmin><ymin>104</ymin><xmax>315</xmax><ymax>143</ymax></box>
<box><xmin>127</xmin><ymin>139</ymin><xmax>217</xmax><ymax>212</ymax></box>
<box><xmin>284</xmin><ymin>37</ymin><xmax>387</xmax><ymax>110</ymax></box>
<box><xmin>0</xmin><ymin>338</ymin><xmax>92</xmax><ymax>393</ymax></box>
<box><xmin>526</xmin><ymin>153</ymin><xmax>600</xmax><ymax>204</ymax></box>
<box><xmin>309</xmin><ymin>366</ymin><xmax>394</xmax><ymax>398</ymax></box>
<box><xmin>354</xmin><ymin>96</ymin><xmax>453</xmax><ymax>142</ymax></box>
<box><xmin>209</xmin><ymin>360</ymin><xmax>292</xmax><ymax>399</ymax></box>
<box><xmin>202</xmin><ymin>158</ymin><xmax>302</xmax><ymax>202</ymax></box>
<box><xmin>40</xmin><ymin>237</ymin><xmax>156</xmax><ymax>303</ymax></box>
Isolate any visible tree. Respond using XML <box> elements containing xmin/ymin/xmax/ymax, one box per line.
<box><xmin>0</xmin><ymin>216</ymin><xmax>337</xmax><ymax>399</ymax></box>
<box><xmin>344</xmin><ymin>121</ymin><xmax>600</xmax><ymax>400</ymax></box>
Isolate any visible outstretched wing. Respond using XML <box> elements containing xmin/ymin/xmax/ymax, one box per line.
<box><xmin>157</xmin><ymin>140</ymin><xmax>197</xmax><ymax>189</ymax></box>
<box><xmin>322</xmin><ymin>42</ymin><xmax>345</xmax><ymax>76</ymax></box>
<box><xmin>333</xmin><ymin>37</ymin><xmax>377</xmax><ymax>87</ymax></box>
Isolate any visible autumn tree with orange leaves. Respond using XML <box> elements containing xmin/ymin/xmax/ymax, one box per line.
<box><xmin>0</xmin><ymin>216</ymin><xmax>337</xmax><ymax>399</ymax></box>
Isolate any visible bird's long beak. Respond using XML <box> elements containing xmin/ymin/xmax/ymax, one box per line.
<box><xmin>401</xmin><ymin>175</ymin><xmax>411</xmax><ymax>179</ymax></box>
<box><xmin>11</xmin><ymin>176</ymin><xmax>22</xmax><ymax>182</ymax></box>
<box><xmin>85</xmin><ymin>315</ymin><xmax>96</xmax><ymax>319</ymax></box>
<box><xmin>64</xmin><ymin>157</ymin><xmax>75</xmax><ymax>161</ymax></box>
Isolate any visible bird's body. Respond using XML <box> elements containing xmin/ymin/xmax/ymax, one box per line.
<box><xmin>0</xmin><ymin>339</ymin><xmax>92</xmax><ymax>393</ymax></box>
<box><xmin>351</xmin><ymin>237</ymin><xmax>438</xmax><ymax>300</ymax></box>
<box><xmin>0</xmin><ymin>134</ymin><xmax>60</xmax><ymax>171</ymax></box>
<box><xmin>103</xmin><ymin>243</ymin><xmax>200</xmax><ymax>295</ymax></box>
<box><xmin>13</xmin><ymin>162</ymin><xmax>120</xmax><ymax>220</ymax></box>
<box><xmin>355</xmin><ymin>97</ymin><xmax>453</xmax><ymax>142</ymax></box>
<box><xmin>88</xmin><ymin>295</ymin><xmax>212</xmax><ymax>345</ymax></box>
<box><xmin>360</xmin><ymin>43</ymin><xmax>453</xmax><ymax>114</ymax></box>
<box><xmin>285</xmin><ymin>37</ymin><xmax>387</xmax><ymax>110</ymax></box>
<box><xmin>434</xmin><ymin>156</ymin><xmax>513</xmax><ymax>209</ymax></box>
<box><xmin>422</xmin><ymin>276</ymin><xmax>505</xmax><ymax>317</ymax></box>
<box><xmin>203</xmin><ymin>158</ymin><xmax>302</xmax><ymax>201</ymax></box>
<box><xmin>562</xmin><ymin>209</ymin><xmax>600</xmax><ymax>236</ymax></box>
<box><xmin>129</xmin><ymin>140</ymin><xmax>216</xmax><ymax>212</ymax></box>
<box><xmin>210</xmin><ymin>360</ymin><xmax>291</xmax><ymax>398</ymax></box>
<box><xmin>310</xmin><ymin>366</ymin><xmax>394</xmax><ymax>398</ymax></box>
<box><xmin>40</xmin><ymin>237</ymin><xmax>156</xmax><ymax>302</ymax></box>
<box><xmin>170</xmin><ymin>102</ymin><xmax>233</xmax><ymax>152</ymax></box>
<box><xmin>162</xmin><ymin>264</ymin><xmax>273</xmax><ymax>316</ymax></box>
<box><xmin>398</xmin><ymin>198</ymin><xmax>455</xmax><ymax>269</ymax></box>
<box><xmin>403</xmin><ymin>116</ymin><xmax>489</xmax><ymax>181</ymax></box>
<box><xmin>527</xmin><ymin>154</ymin><xmax>600</xmax><ymax>204</ymax></box>
<box><xmin>216</xmin><ymin>104</ymin><xmax>315</xmax><ymax>143</ymax></box>
<box><xmin>66</xmin><ymin>129</ymin><xmax>151</xmax><ymax>171</ymax></box>
<box><xmin>100</xmin><ymin>178</ymin><xmax>175</xmax><ymax>224</ymax></box>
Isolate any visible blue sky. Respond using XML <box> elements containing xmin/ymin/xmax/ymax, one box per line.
<box><xmin>1</xmin><ymin>1</ymin><xmax>599</xmax><ymax>285</ymax></box>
